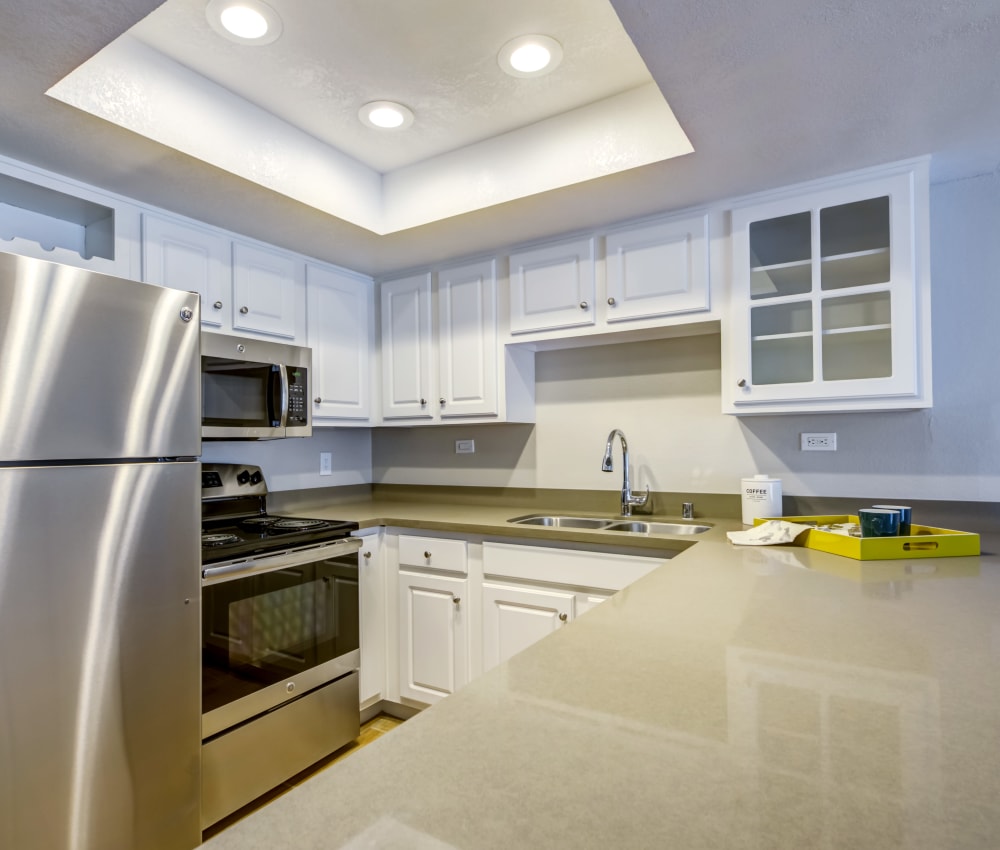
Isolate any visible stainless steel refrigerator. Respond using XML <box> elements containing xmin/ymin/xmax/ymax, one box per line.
<box><xmin>0</xmin><ymin>253</ymin><xmax>202</xmax><ymax>850</ymax></box>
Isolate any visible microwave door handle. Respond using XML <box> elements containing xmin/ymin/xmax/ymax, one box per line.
<box><xmin>271</xmin><ymin>364</ymin><xmax>289</xmax><ymax>428</ymax></box>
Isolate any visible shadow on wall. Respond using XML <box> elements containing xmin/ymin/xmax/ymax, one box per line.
<box><xmin>371</xmin><ymin>422</ymin><xmax>537</xmax><ymax>487</ymax></box>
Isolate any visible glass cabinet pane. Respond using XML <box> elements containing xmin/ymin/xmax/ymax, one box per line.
<box><xmin>751</xmin><ymin>302</ymin><xmax>813</xmax><ymax>385</ymax></box>
<box><xmin>749</xmin><ymin>212</ymin><xmax>812</xmax><ymax>300</ymax></box>
<box><xmin>821</xmin><ymin>292</ymin><xmax>892</xmax><ymax>380</ymax></box>
<box><xmin>751</xmin><ymin>301</ymin><xmax>812</xmax><ymax>337</ymax></box>
<box><xmin>820</xmin><ymin>196</ymin><xmax>890</xmax><ymax>291</ymax></box>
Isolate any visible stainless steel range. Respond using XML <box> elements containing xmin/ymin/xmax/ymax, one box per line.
<box><xmin>200</xmin><ymin>463</ymin><xmax>362</xmax><ymax>828</ymax></box>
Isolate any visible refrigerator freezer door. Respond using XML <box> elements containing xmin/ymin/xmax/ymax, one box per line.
<box><xmin>0</xmin><ymin>253</ymin><xmax>200</xmax><ymax>462</ymax></box>
<box><xmin>0</xmin><ymin>461</ymin><xmax>200</xmax><ymax>850</ymax></box>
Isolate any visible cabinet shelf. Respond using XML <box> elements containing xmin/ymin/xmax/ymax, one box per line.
<box><xmin>751</xmin><ymin>330</ymin><xmax>813</xmax><ymax>342</ymax></box>
<box><xmin>821</xmin><ymin>323</ymin><xmax>891</xmax><ymax>336</ymax></box>
<box><xmin>750</xmin><ymin>257</ymin><xmax>812</xmax><ymax>274</ymax></box>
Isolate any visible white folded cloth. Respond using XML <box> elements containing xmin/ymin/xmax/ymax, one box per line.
<box><xmin>726</xmin><ymin>519</ymin><xmax>814</xmax><ymax>546</ymax></box>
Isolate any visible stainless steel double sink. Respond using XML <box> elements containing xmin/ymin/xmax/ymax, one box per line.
<box><xmin>508</xmin><ymin>514</ymin><xmax>711</xmax><ymax>536</ymax></box>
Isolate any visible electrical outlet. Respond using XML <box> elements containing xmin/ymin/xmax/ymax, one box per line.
<box><xmin>455</xmin><ymin>439</ymin><xmax>475</xmax><ymax>454</ymax></box>
<box><xmin>319</xmin><ymin>452</ymin><xmax>333</xmax><ymax>475</ymax></box>
<box><xmin>801</xmin><ymin>432</ymin><xmax>837</xmax><ymax>451</ymax></box>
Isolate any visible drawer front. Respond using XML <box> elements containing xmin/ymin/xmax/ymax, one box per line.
<box><xmin>482</xmin><ymin>542</ymin><xmax>664</xmax><ymax>591</ymax></box>
<box><xmin>398</xmin><ymin>534</ymin><xmax>468</xmax><ymax>573</ymax></box>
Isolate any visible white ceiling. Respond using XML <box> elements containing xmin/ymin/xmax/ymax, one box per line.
<box><xmin>46</xmin><ymin>0</ymin><xmax>692</xmax><ymax>234</ymax></box>
<box><xmin>1</xmin><ymin>0</ymin><xmax>999</xmax><ymax>275</ymax></box>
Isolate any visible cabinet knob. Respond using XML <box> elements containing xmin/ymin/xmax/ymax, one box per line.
<box><xmin>559</xmin><ymin>613</ymin><xmax>569</xmax><ymax>622</ymax></box>
<box><xmin>420</xmin><ymin>398</ymin><xmax>427</xmax><ymax>406</ymax></box>
<box><xmin>239</xmin><ymin>306</ymin><xmax>249</xmax><ymax>314</ymax></box>
<box><xmin>439</xmin><ymin>398</ymin><xmax>446</xmax><ymax>406</ymax></box>
<box><xmin>579</xmin><ymin>301</ymin><xmax>589</xmax><ymax>310</ymax></box>
<box><xmin>314</xmin><ymin>397</ymin><xmax>323</xmax><ymax>404</ymax></box>
<box><xmin>424</xmin><ymin>551</ymin><xmax>432</xmax><ymax>559</ymax></box>
<box><xmin>737</xmin><ymin>378</ymin><xmax>748</xmax><ymax>388</ymax></box>
<box><xmin>607</xmin><ymin>297</ymin><xmax>616</xmax><ymax>306</ymax></box>
<box><xmin>363</xmin><ymin>551</ymin><xmax>371</xmax><ymax>560</ymax></box>
<box><xmin>452</xmin><ymin>597</ymin><xmax>461</xmax><ymax>605</ymax></box>
<box><xmin>213</xmin><ymin>300</ymin><xmax>223</xmax><ymax>310</ymax></box>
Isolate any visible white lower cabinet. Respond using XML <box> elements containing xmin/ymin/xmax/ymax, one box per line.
<box><xmin>357</xmin><ymin>531</ymin><xmax>385</xmax><ymax>707</ymax></box>
<box><xmin>398</xmin><ymin>570</ymin><xmax>469</xmax><ymax>704</ymax></box>
<box><xmin>481</xmin><ymin>582</ymin><xmax>574</xmax><ymax>672</ymax></box>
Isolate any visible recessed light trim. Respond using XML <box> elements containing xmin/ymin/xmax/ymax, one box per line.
<box><xmin>206</xmin><ymin>0</ymin><xmax>283</xmax><ymax>45</ymax></box>
<box><xmin>498</xmin><ymin>34</ymin><xmax>563</xmax><ymax>78</ymax></box>
<box><xmin>359</xmin><ymin>101</ymin><xmax>415</xmax><ymax>130</ymax></box>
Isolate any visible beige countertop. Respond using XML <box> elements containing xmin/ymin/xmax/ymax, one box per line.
<box><xmin>202</xmin><ymin>496</ymin><xmax>1000</xmax><ymax>849</ymax></box>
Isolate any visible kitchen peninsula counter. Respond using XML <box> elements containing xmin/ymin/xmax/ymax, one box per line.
<box><xmin>203</xmin><ymin>492</ymin><xmax>1000</xmax><ymax>849</ymax></box>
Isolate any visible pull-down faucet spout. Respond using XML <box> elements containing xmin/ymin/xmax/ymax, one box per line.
<box><xmin>601</xmin><ymin>429</ymin><xmax>649</xmax><ymax>517</ymax></box>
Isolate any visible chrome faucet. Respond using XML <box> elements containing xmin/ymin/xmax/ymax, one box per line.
<box><xmin>601</xmin><ymin>429</ymin><xmax>649</xmax><ymax>517</ymax></box>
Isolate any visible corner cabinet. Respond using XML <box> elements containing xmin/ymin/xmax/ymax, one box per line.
<box><xmin>379</xmin><ymin>259</ymin><xmax>534</xmax><ymax>425</ymax></box>
<box><xmin>306</xmin><ymin>263</ymin><xmax>375</xmax><ymax>424</ymax></box>
<box><xmin>723</xmin><ymin>162</ymin><xmax>931</xmax><ymax>413</ymax></box>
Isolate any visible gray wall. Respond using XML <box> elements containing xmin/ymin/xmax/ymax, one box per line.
<box><xmin>372</xmin><ymin>170</ymin><xmax>1000</xmax><ymax>503</ymax></box>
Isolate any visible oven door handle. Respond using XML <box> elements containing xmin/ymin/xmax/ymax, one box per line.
<box><xmin>202</xmin><ymin>537</ymin><xmax>363</xmax><ymax>584</ymax></box>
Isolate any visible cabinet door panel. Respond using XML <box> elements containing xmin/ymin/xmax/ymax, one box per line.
<box><xmin>233</xmin><ymin>242</ymin><xmax>301</xmax><ymax>339</ymax></box>
<box><xmin>482</xmin><ymin>583</ymin><xmax>574</xmax><ymax>672</ymax></box>
<box><xmin>307</xmin><ymin>264</ymin><xmax>373</xmax><ymax>421</ymax></box>
<box><xmin>142</xmin><ymin>213</ymin><xmax>229</xmax><ymax>329</ymax></box>
<box><xmin>509</xmin><ymin>238</ymin><xmax>596</xmax><ymax>334</ymax></box>
<box><xmin>398</xmin><ymin>571</ymin><xmax>467</xmax><ymax>704</ymax></box>
<box><xmin>605</xmin><ymin>214</ymin><xmax>709</xmax><ymax>322</ymax></box>
<box><xmin>380</xmin><ymin>274</ymin><xmax>433</xmax><ymax>420</ymax></box>
<box><xmin>438</xmin><ymin>258</ymin><xmax>497</xmax><ymax>418</ymax></box>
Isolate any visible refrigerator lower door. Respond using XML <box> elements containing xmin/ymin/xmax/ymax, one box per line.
<box><xmin>0</xmin><ymin>461</ymin><xmax>200</xmax><ymax>850</ymax></box>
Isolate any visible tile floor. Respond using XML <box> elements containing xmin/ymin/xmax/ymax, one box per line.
<box><xmin>202</xmin><ymin>713</ymin><xmax>405</xmax><ymax>841</ymax></box>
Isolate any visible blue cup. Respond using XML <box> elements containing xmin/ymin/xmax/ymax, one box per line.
<box><xmin>858</xmin><ymin>508</ymin><xmax>900</xmax><ymax>538</ymax></box>
<box><xmin>872</xmin><ymin>504</ymin><xmax>912</xmax><ymax>536</ymax></box>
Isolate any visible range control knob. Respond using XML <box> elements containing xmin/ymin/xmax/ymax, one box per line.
<box><xmin>236</xmin><ymin>469</ymin><xmax>251</xmax><ymax>485</ymax></box>
<box><xmin>249</xmin><ymin>470</ymin><xmax>263</xmax><ymax>485</ymax></box>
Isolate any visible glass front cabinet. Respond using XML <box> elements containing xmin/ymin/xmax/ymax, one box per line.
<box><xmin>724</xmin><ymin>162</ymin><xmax>931</xmax><ymax>413</ymax></box>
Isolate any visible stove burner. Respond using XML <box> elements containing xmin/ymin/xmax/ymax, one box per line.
<box><xmin>271</xmin><ymin>518</ymin><xmax>329</xmax><ymax>531</ymax></box>
<box><xmin>202</xmin><ymin>532</ymin><xmax>240</xmax><ymax>547</ymax></box>
<box><xmin>240</xmin><ymin>517</ymin><xmax>278</xmax><ymax>530</ymax></box>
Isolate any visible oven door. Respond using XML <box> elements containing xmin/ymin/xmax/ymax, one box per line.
<box><xmin>201</xmin><ymin>539</ymin><xmax>362</xmax><ymax>739</ymax></box>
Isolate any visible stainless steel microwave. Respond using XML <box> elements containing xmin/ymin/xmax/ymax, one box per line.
<box><xmin>201</xmin><ymin>332</ymin><xmax>312</xmax><ymax>439</ymax></box>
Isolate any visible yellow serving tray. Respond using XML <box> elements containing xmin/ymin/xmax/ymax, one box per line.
<box><xmin>754</xmin><ymin>515</ymin><xmax>981</xmax><ymax>560</ymax></box>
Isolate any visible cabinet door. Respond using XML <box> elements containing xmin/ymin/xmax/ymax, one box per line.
<box><xmin>398</xmin><ymin>571</ymin><xmax>468</xmax><ymax>704</ymax></box>
<box><xmin>232</xmin><ymin>241</ymin><xmax>303</xmax><ymax>339</ymax></box>
<box><xmin>380</xmin><ymin>273</ymin><xmax>434</xmax><ymax>420</ymax></box>
<box><xmin>358</xmin><ymin>534</ymin><xmax>385</xmax><ymax>706</ymax></box>
<box><xmin>728</xmin><ymin>169</ymin><xmax>923</xmax><ymax>411</ymax></box>
<box><xmin>509</xmin><ymin>237</ymin><xmax>596</xmax><ymax>334</ymax></box>
<box><xmin>437</xmin><ymin>258</ymin><xmax>498</xmax><ymax>418</ymax></box>
<box><xmin>482</xmin><ymin>583</ymin><xmax>574</xmax><ymax>672</ymax></box>
<box><xmin>604</xmin><ymin>214</ymin><xmax>709</xmax><ymax>323</ymax></box>
<box><xmin>306</xmin><ymin>264</ymin><xmax>374</xmax><ymax>422</ymax></box>
<box><xmin>142</xmin><ymin>213</ymin><xmax>229</xmax><ymax>329</ymax></box>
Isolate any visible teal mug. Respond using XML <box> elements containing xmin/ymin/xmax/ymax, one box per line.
<box><xmin>858</xmin><ymin>508</ymin><xmax>900</xmax><ymax>538</ymax></box>
<box><xmin>872</xmin><ymin>504</ymin><xmax>912</xmax><ymax>536</ymax></box>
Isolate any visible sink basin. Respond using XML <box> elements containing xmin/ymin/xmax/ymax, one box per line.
<box><xmin>605</xmin><ymin>520</ymin><xmax>711</xmax><ymax>535</ymax></box>
<box><xmin>507</xmin><ymin>515</ymin><xmax>614</xmax><ymax>530</ymax></box>
<box><xmin>507</xmin><ymin>515</ymin><xmax>711</xmax><ymax>535</ymax></box>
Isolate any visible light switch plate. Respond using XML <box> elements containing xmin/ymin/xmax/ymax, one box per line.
<box><xmin>455</xmin><ymin>439</ymin><xmax>475</xmax><ymax>454</ymax></box>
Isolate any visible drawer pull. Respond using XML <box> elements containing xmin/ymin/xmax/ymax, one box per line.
<box><xmin>452</xmin><ymin>597</ymin><xmax>461</xmax><ymax>605</ymax></box>
<box><xmin>363</xmin><ymin>551</ymin><xmax>372</xmax><ymax>560</ymax></box>
<box><xmin>558</xmin><ymin>613</ymin><xmax>569</xmax><ymax>622</ymax></box>
<box><xmin>424</xmin><ymin>551</ymin><xmax>432</xmax><ymax>559</ymax></box>
<box><xmin>239</xmin><ymin>305</ymin><xmax>249</xmax><ymax>314</ymax></box>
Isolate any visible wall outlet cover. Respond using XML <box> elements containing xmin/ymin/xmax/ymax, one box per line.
<box><xmin>801</xmin><ymin>432</ymin><xmax>837</xmax><ymax>451</ymax></box>
<box><xmin>455</xmin><ymin>439</ymin><xmax>475</xmax><ymax>454</ymax></box>
<box><xmin>319</xmin><ymin>451</ymin><xmax>333</xmax><ymax>474</ymax></box>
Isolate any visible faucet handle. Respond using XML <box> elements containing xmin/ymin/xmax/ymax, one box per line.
<box><xmin>628</xmin><ymin>485</ymin><xmax>650</xmax><ymax>507</ymax></box>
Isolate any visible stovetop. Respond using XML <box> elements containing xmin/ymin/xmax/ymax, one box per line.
<box><xmin>201</xmin><ymin>513</ymin><xmax>359</xmax><ymax>565</ymax></box>
<box><xmin>200</xmin><ymin>463</ymin><xmax>358</xmax><ymax>565</ymax></box>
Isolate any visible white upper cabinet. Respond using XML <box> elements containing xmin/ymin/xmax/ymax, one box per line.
<box><xmin>437</xmin><ymin>258</ymin><xmax>498</xmax><ymax>418</ymax></box>
<box><xmin>724</xmin><ymin>161</ymin><xmax>931</xmax><ymax>414</ymax></box>
<box><xmin>142</xmin><ymin>212</ymin><xmax>230</xmax><ymax>329</ymax></box>
<box><xmin>604</xmin><ymin>213</ymin><xmax>710</xmax><ymax>323</ymax></box>
<box><xmin>232</xmin><ymin>241</ymin><xmax>305</xmax><ymax>341</ymax></box>
<box><xmin>380</xmin><ymin>261</ymin><xmax>534</xmax><ymax>425</ymax></box>
<box><xmin>306</xmin><ymin>263</ymin><xmax>375</xmax><ymax>423</ymax></box>
<box><xmin>380</xmin><ymin>272</ymin><xmax>435</xmax><ymax>420</ymax></box>
<box><xmin>509</xmin><ymin>237</ymin><xmax>597</xmax><ymax>334</ymax></box>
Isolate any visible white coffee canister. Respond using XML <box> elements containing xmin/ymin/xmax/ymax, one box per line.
<box><xmin>741</xmin><ymin>474</ymin><xmax>782</xmax><ymax>525</ymax></box>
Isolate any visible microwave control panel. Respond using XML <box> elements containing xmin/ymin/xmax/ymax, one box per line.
<box><xmin>288</xmin><ymin>367</ymin><xmax>308</xmax><ymax>426</ymax></box>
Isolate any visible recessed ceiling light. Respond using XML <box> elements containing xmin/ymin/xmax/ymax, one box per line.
<box><xmin>498</xmin><ymin>34</ymin><xmax>563</xmax><ymax>78</ymax></box>
<box><xmin>206</xmin><ymin>0</ymin><xmax>282</xmax><ymax>45</ymax></box>
<box><xmin>359</xmin><ymin>101</ymin><xmax>415</xmax><ymax>130</ymax></box>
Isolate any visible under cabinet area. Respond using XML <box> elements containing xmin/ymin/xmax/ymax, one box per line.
<box><xmin>724</xmin><ymin>161</ymin><xmax>931</xmax><ymax>413</ymax></box>
<box><xmin>306</xmin><ymin>263</ymin><xmax>375</xmax><ymax>424</ymax></box>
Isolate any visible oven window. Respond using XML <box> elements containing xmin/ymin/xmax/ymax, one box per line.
<box><xmin>202</xmin><ymin>359</ymin><xmax>273</xmax><ymax>427</ymax></box>
<box><xmin>202</xmin><ymin>557</ymin><xmax>359</xmax><ymax>714</ymax></box>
